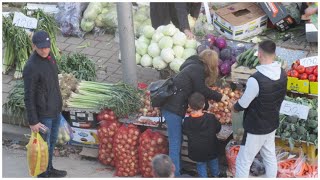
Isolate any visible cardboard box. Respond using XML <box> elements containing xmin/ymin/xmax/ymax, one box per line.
<box><xmin>287</xmin><ymin>77</ymin><xmax>310</xmax><ymax>94</ymax></box>
<box><xmin>67</xmin><ymin>110</ymin><xmax>98</xmax><ymax>129</ymax></box>
<box><xmin>259</xmin><ymin>2</ymin><xmax>295</xmax><ymax>32</ymax></box>
<box><xmin>213</xmin><ymin>3</ymin><xmax>268</xmax><ymax>40</ymax></box>
<box><xmin>306</xmin><ymin>23</ymin><xmax>318</xmax><ymax>43</ymax></box>
<box><xmin>310</xmin><ymin>82</ymin><xmax>318</xmax><ymax>95</ymax></box>
<box><xmin>70</xmin><ymin>127</ymin><xmax>99</xmax><ymax>148</ymax></box>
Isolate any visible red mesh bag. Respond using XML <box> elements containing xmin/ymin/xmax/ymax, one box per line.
<box><xmin>97</xmin><ymin>120</ymin><xmax>121</xmax><ymax>166</ymax></box>
<box><xmin>138</xmin><ymin>129</ymin><xmax>168</xmax><ymax>177</ymax></box>
<box><xmin>113</xmin><ymin>124</ymin><xmax>140</xmax><ymax>177</ymax></box>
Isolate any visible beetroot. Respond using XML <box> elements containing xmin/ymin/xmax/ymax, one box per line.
<box><xmin>215</xmin><ymin>37</ymin><xmax>227</xmax><ymax>50</ymax></box>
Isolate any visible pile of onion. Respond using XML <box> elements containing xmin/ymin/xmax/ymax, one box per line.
<box><xmin>97</xmin><ymin>109</ymin><xmax>118</xmax><ymax>122</ymax></box>
<box><xmin>97</xmin><ymin>120</ymin><xmax>122</xmax><ymax>166</ymax></box>
<box><xmin>208</xmin><ymin>87</ymin><xmax>242</xmax><ymax>124</ymax></box>
<box><xmin>113</xmin><ymin>124</ymin><xmax>141</xmax><ymax>177</ymax></box>
<box><xmin>138</xmin><ymin>91</ymin><xmax>160</xmax><ymax>117</ymax></box>
<box><xmin>138</xmin><ymin>129</ymin><xmax>168</xmax><ymax>177</ymax></box>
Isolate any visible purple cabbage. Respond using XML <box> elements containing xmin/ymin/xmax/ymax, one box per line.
<box><xmin>211</xmin><ymin>46</ymin><xmax>220</xmax><ymax>56</ymax></box>
<box><xmin>215</xmin><ymin>37</ymin><xmax>227</xmax><ymax>50</ymax></box>
<box><xmin>218</xmin><ymin>59</ymin><xmax>223</xmax><ymax>68</ymax></box>
<box><xmin>231</xmin><ymin>56</ymin><xmax>237</xmax><ymax>65</ymax></box>
<box><xmin>205</xmin><ymin>34</ymin><xmax>216</xmax><ymax>47</ymax></box>
<box><xmin>220</xmin><ymin>48</ymin><xmax>232</xmax><ymax>61</ymax></box>
<box><xmin>219</xmin><ymin>61</ymin><xmax>232</xmax><ymax>76</ymax></box>
<box><xmin>197</xmin><ymin>44</ymin><xmax>210</xmax><ymax>54</ymax></box>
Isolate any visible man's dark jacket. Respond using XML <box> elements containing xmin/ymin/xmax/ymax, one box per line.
<box><xmin>183</xmin><ymin>113</ymin><xmax>221</xmax><ymax>162</ymax></box>
<box><xmin>23</xmin><ymin>51</ymin><xmax>62</xmax><ymax>125</ymax></box>
<box><xmin>150</xmin><ymin>2</ymin><xmax>202</xmax><ymax>32</ymax></box>
<box><xmin>162</xmin><ymin>55</ymin><xmax>222</xmax><ymax>117</ymax></box>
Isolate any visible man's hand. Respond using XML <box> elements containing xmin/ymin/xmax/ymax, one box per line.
<box><xmin>30</xmin><ymin>122</ymin><xmax>47</xmax><ymax>133</ymax></box>
<box><xmin>184</xmin><ymin>29</ymin><xmax>195</xmax><ymax>39</ymax></box>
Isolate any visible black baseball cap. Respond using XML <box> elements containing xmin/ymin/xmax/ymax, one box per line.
<box><xmin>32</xmin><ymin>30</ymin><xmax>51</xmax><ymax>48</ymax></box>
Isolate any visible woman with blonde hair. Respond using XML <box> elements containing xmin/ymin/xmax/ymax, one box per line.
<box><xmin>161</xmin><ymin>49</ymin><xmax>228</xmax><ymax>176</ymax></box>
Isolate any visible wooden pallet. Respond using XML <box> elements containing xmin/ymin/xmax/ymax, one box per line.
<box><xmin>230</xmin><ymin>63</ymin><xmax>257</xmax><ymax>82</ymax></box>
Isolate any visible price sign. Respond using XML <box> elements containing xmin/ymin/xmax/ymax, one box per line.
<box><xmin>12</xmin><ymin>12</ymin><xmax>37</xmax><ymax>29</ymax></box>
<box><xmin>299</xmin><ymin>56</ymin><xmax>318</xmax><ymax>67</ymax></box>
<box><xmin>280</xmin><ymin>100</ymin><xmax>310</xmax><ymax>120</ymax></box>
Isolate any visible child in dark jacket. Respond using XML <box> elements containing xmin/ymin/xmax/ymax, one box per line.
<box><xmin>182</xmin><ymin>92</ymin><xmax>221</xmax><ymax>177</ymax></box>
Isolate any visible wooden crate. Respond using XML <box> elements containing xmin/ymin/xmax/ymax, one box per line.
<box><xmin>231</xmin><ymin>63</ymin><xmax>257</xmax><ymax>82</ymax></box>
<box><xmin>275</xmin><ymin>136</ymin><xmax>318</xmax><ymax>160</ymax></box>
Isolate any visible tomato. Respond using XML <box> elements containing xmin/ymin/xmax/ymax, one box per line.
<box><xmin>305</xmin><ymin>67</ymin><xmax>314</xmax><ymax>75</ymax></box>
<box><xmin>296</xmin><ymin>60</ymin><xmax>300</xmax><ymax>65</ymax></box>
<box><xmin>287</xmin><ymin>70</ymin><xmax>291</xmax><ymax>77</ymax></box>
<box><xmin>292</xmin><ymin>63</ymin><xmax>299</xmax><ymax>70</ymax></box>
<box><xmin>290</xmin><ymin>70</ymin><xmax>299</xmax><ymax>78</ymax></box>
<box><xmin>308</xmin><ymin>74</ymin><xmax>317</xmax><ymax>82</ymax></box>
<box><xmin>299</xmin><ymin>73</ymin><xmax>308</xmax><ymax>80</ymax></box>
<box><xmin>313</xmin><ymin>67</ymin><xmax>318</xmax><ymax>76</ymax></box>
<box><xmin>296</xmin><ymin>65</ymin><xmax>305</xmax><ymax>74</ymax></box>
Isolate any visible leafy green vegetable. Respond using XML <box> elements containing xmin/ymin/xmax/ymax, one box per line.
<box><xmin>58</xmin><ymin>53</ymin><xmax>96</xmax><ymax>81</ymax></box>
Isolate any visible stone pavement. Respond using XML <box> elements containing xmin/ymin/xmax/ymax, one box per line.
<box><xmin>2</xmin><ymin>32</ymin><xmax>161</xmax><ymax>105</ymax></box>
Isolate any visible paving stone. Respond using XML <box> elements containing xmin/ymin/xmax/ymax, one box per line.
<box><xmin>81</xmin><ymin>47</ymin><xmax>101</xmax><ymax>56</ymax></box>
<box><xmin>64</xmin><ymin>44</ymin><xmax>83</xmax><ymax>53</ymax></box>
<box><xmin>111</xmin><ymin>43</ymin><xmax>120</xmax><ymax>51</ymax></box>
<box><xmin>65</xmin><ymin>37</ymin><xmax>84</xmax><ymax>45</ymax></box>
<box><xmin>2</xmin><ymin>92</ymin><xmax>9</xmax><ymax>105</ymax></box>
<box><xmin>108</xmin><ymin>54</ymin><xmax>120</xmax><ymax>63</ymax></box>
<box><xmin>2</xmin><ymin>84</ymin><xmax>14</xmax><ymax>93</ymax></box>
<box><xmin>79</xmin><ymin>39</ymin><xmax>100</xmax><ymax>48</ymax></box>
<box><xmin>56</xmin><ymin>42</ymin><xmax>70</xmax><ymax>51</ymax></box>
<box><xmin>95</xmin><ymin>41</ymin><xmax>113</xmax><ymax>50</ymax></box>
<box><xmin>87</xmin><ymin>55</ymin><xmax>101</xmax><ymax>63</ymax></box>
<box><xmin>84</xmin><ymin>33</ymin><xmax>96</xmax><ymax>40</ymax></box>
<box><xmin>56</xmin><ymin>35</ymin><xmax>68</xmax><ymax>43</ymax></box>
<box><xmin>95</xmin><ymin>34</ymin><xmax>114</xmax><ymax>42</ymax></box>
<box><xmin>96</xmin><ymin>49</ymin><xmax>115</xmax><ymax>59</ymax></box>
<box><xmin>2</xmin><ymin>74</ymin><xmax>13</xmax><ymax>84</ymax></box>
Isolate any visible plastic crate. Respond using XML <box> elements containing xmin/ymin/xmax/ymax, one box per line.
<box><xmin>275</xmin><ymin>136</ymin><xmax>318</xmax><ymax>160</ymax></box>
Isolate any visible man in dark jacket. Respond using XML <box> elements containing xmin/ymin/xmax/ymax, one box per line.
<box><xmin>232</xmin><ymin>40</ymin><xmax>287</xmax><ymax>178</ymax></box>
<box><xmin>183</xmin><ymin>92</ymin><xmax>221</xmax><ymax>177</ymax></box>
<box><xmin>23</xmin><ymin>30</ymin><xmax>66</xmax><ymax>178</ymax></box>
<box><xmin>150</xmin><ymin>2</ymin><xmax>202</xmax><ymax>39</ymax></box>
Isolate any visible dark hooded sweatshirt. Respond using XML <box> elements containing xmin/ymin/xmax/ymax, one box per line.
<box><xmin>161</xmin><ymin>55</ymin><xmax>222</xmax><ymax>117</ymax></box>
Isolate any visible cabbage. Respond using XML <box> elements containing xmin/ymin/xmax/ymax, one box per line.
<box><xmin>138</xmin><ymin>35</ymin><xmax>151</xmax><ymax>45</ymax></box>
<box><xmin>95</xmin><ymin>14</ymin><xmax>105</xmax><ymax>27</ymax></box>
<box><xmin>173</xmin><ymin>31</ymin><xmax>187</xmax><ymax>46</ymax></box>
<box><xmin>143</xmin><ymin>25</ymin><xmax>155</xmax><ymax>39</ymax></box>
<box><xmin>147</xmin><ymin>43</ymin><xmax>161</xmax><ymax>58</ymax></box>
<box><xmin>184</xmin><ymin>39</ymin><xmax>197</xmax><ymax>49</ymax></box>
<box><xmin>101</xmin><ymin>8</ymin><xmax>109</xmax><ymax>14</ymax></box>
<box><xmin>136</xmin><ymin>53</ymin><xmax>141</xmax><ymax>65</ymax></box>
<box><xmin>162</xmin><ymin>24</ymin><xmax>177</xmax><ymax>36</ymax></box>
<box><xmin>173</xmin><ymin>46</ymin><xmax>184</xmax><ymax>59</ymax></box>
<box><xmin>156</xmin><ymin>25</ymin><xmax>165</xmax><ymax>33</ymax></box>
<box><xmin>83</xmin><ymin>3</ymin><xmax>102</xmax><ymax>21</ymax></box>
<box><xmin>170</xmin><ymin>58</ymin><xmax>185</xmax><ymax>73</ymax></box>
<box><xmin>215</xmin><ymin>37</ymin><xmax>227</xmax><ymax>50</ymax></box>
<box><xmin>158</xmin><ymin>36</ymin><xmax>173</xmax><ymax>49</ymax></box>
<box><xmin>152</xmin><ymin>56</ymin><xmax>167</xmax><ymax>70</ymax></box>
<box><xmin>183</xmin><ymin>48</ymin><xmax>197</xmax><ymax>59</ymax></box>
<box><xmin>101</xmin><ymin>2</ymin><xmax>110</xmax><ymax>8</ymax></box>
<box><xmin>104</xmin><ymin>6</ymin><xmax>118</xmax><ymax>28</ymax></box>
<box><xmin>161</xmin><ymin>48</ymin><xmax>175</xmax><ymax>63</ymax></box>
<box><xmin>80</xmin><ymin>19</ymin><xmax>95</xmax><ymax>32</ymax></box>
<box><xmin>136</xmin><ymin>41</ymin><xmax>148</xmax><ymax>56</ymax></box>
<box><xmin>152</xmin><ymin>32</ymin><xmax>164</xmax><ymax>43</ymax></box>
<box><xmin>140</xmin><ymin>54</ymin><xmax>153</xmax><ymax>67</ymax></box>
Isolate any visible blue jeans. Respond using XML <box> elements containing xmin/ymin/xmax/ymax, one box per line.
<box><xmin>196</xmin><ymin>158</ymin><xmax>219</xmax><ymax>177</ymax></box>
<box><xmin>162</xmin><ymin>109</ymin><xmax>183</xmax><ymax>177</ymax></box>
<box><xmin>38</xmin><ymin>113</ymin><xmax>61</xmax><ymax>176</ymax></box>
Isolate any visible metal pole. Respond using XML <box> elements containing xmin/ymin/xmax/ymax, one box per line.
<box><xmin>117</xmin><ymin>2</ymin><xmax>137</xmax><ymax>87</ymax></box>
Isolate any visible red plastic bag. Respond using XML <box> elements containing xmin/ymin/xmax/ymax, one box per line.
<box><xmin>225</xmin><ymin>140</ymin><xmax>240</xmax><ymax>176</ymax></box>
<box><xmin>138</xmin><ymin>129</ymin><xmax>168</xmax><ymax>177</ymax></box>
<box><xmin>97</xmin><ymin>120</ymin><xmax>121</xmax><ymax>166</ymax></box>
<box><xmin>113</xmin><ymin>124</ymin><xmax>140</xmax><ymax>177</ymax></box>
